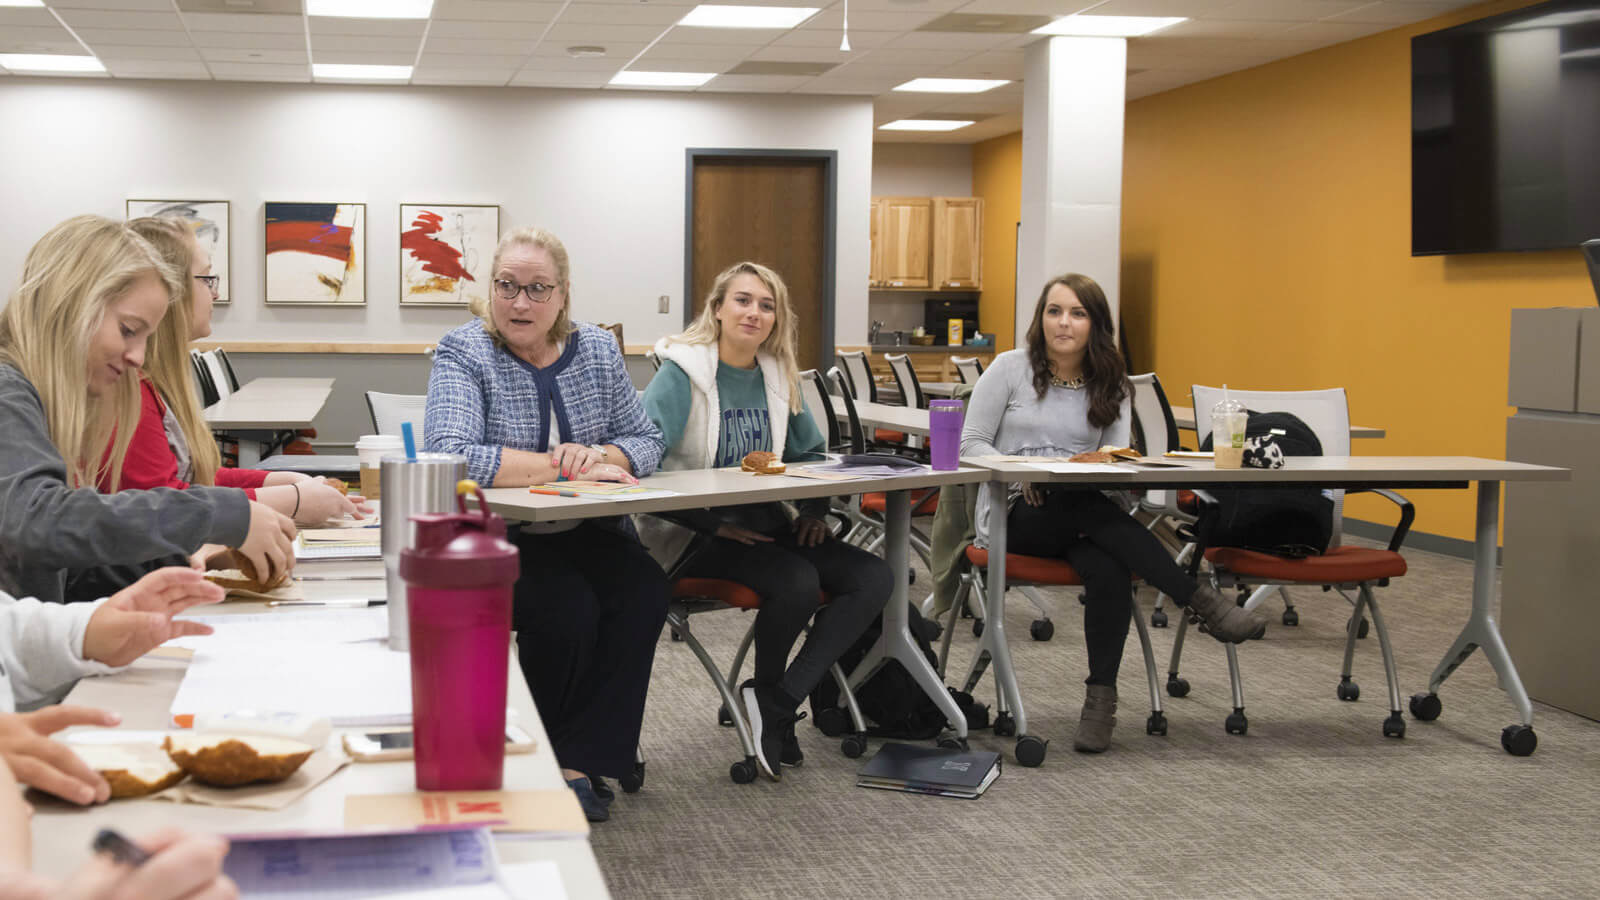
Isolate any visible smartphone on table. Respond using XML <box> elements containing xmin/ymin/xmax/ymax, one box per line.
<box><xmin>343</xmin><ymin>724</ymin><xmax>535</xmax><ymax>761</ymax></box>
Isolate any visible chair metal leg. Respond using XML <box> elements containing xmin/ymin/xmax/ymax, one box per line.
<box><xmin>1363</xmin><ymin>585</ymin><xmax>1406</xmax><ymax>738</ymax></box>
<box><xmin>1240</xmin><ymin>583</ymin><xmax>1276</xmax><ymax>612</ymax></box>
<box><xmin>1224</xmin><ymin>642</ymin><xmax>1248</xmax><ymax>735</ymax></box>
<box><xmin>828</xmin><ymin>661</ymin><xmax>868</xmax><ymax>735</ymax></box>
<box><xmin>1130</xmin><ymin>592</ymin><xmax>1166</xmax><ymax>734</ymax></box>
<box><xmin>666</xmin><ymin>610</ymin><xmax>758</xmax><ymax>760</ymax></box>
<box><xmin>937</xmin><ymin>574</ymin><xmax>971</xmax><ymax>679</ymax></box>
<box><xmin>725</xmin><ymin>619</ymin><xmax>756</xmax><ymax>695</ymax></box>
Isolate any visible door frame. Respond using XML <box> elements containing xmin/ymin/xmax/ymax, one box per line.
<box><xmin>684</xmin><ymin>148</ymin><xmax>838</xmax><ymax>369</ymax></box>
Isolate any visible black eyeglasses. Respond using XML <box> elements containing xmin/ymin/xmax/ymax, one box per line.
<box><xmin>194</xmin><ymin>274</ymin><xmax>220</xmax><ymax>293</ymax></box>
<box><xmin>494</xmin><ymin>279</ymin><xmax>557</xmax><ymax>303</ymax></box>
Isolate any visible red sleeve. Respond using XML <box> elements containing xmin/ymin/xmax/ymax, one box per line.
<box><xmin>215</xmin><ymin>467</ymin><xmax>268</xmax><ymax>495</ymax></box>
<box><xmin>106</xmin><ymin>379</ymin><xmax>191</xmax><ymax>493</ymax></box>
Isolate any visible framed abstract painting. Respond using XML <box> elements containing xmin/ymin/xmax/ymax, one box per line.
<box><xmin>399</xmin><ymin>203</ymin><xmax>499</xmax><ymax>307</ymax></box>
<box><xmin>264</xmin><ymin>201</ymin><xmax>366</xmax><ymax>305</ymax></box>
<box><xmin>126</xmin><ymin>199</ymin><xmax>231</xmax><ymax>304</ymax></box>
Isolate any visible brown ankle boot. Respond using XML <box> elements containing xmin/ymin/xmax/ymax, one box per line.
<box><xmin>1186</xmin><ymin>583</ymin><xmax>1268</xmax><ymax>643</ymax></box>
<box><xmin>1073</xmin><ymin>684</ymin><xmax>1117</xmax><ymax>753</ymax></box>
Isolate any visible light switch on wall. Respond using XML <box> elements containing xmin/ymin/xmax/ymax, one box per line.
<box><xmin>658</xmin><ymin>295</ymin><xmax>670</xmax><ymax>314</ymax></box>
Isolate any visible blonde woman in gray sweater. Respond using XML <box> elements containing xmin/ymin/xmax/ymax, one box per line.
<box><xmin>961</xmin><ymin>273</ymin><xmax>1265</xmax><ymax>753</ymax></box>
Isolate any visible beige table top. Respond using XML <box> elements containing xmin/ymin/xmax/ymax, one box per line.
<box><xmin>964</xmin><ymin>454</ymin><xmax>1568</xmax><ymax>487</ymax></box>
<box><xmin>203</xmin><ymin>376</ymin><xmax>334</xmax><ymax>430</ymax></box>
<box><xmin>33</xmin><ymin>558</ymin><xmax>610</xmax><ymax>898</ymax></box>
<box><xmin>482</xmin><ymin>463</ymin><xmax>983</xmax><ymax>524</ymax></box>
<box><xmin>922</xmin><ymin>381</ymin><xmax>962</xmax><ymax>397</ymax></box>
<box><xmin>837</xmin><ymin>400</ymin><xmax>933</xmax><ymax>437</ymax></box>
<box><xmin>1168</xmin><ymin>404</ymin><xmax>1385</xmax><ymax>439</ymax></box>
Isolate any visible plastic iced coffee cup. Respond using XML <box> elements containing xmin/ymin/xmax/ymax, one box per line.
<box><xmin>355</xmin><ymin>435</ymin><xmax>404</xmax><ymax>500</ymax></box>
<box><xmin>1211</xmin><ymin>397</ymin><xmax>1248</xmax><ymax>469</ymax></box>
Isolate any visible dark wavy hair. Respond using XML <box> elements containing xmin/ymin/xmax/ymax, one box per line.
<box><xmin>1025</xmin><ymin>273</ymin><xmax>1129</xmax><ymax>429</ymax></box>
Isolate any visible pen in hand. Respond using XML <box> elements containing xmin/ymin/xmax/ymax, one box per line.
<box><xmin>93</xmin><ymin>828</ymin><xmax>151</xmax><ymax>867</ymax></box>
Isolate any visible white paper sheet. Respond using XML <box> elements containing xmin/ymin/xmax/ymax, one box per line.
<box><xmin>224</xmin><ymin>828</ymin><xmax>501</xmax><ymax>898</ymax></box>
<box><xmin>1025</xmin><ymin>461</ymin><xmax>1125</xmax><ymax>474</ymax></box>
<box><xmin>170</xmin><ymin>640</ymin><xmax>413</xmax><ymax>727</ymax></box>
<box><xmin>165</xmin><ymin>608</ymin><xmax>389</xmax><ymax>651</ymax></box>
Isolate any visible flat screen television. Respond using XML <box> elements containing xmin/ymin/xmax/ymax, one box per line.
<box><xmin>1411</xmin><ymin>0</ymin><xmax>1600</xmax><ymax>255</ymax></box>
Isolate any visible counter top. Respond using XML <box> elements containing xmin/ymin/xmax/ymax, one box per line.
<box><xmin>869</xmin><ymin>344</ymin><xmax>994</xmax><ymax>353</ymax></box>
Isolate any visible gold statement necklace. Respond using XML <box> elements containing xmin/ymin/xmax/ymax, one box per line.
<box><xmin>1051</xmin><ymin>373</ymin><xmax>1086</xmax><ymax>389</ymax></box>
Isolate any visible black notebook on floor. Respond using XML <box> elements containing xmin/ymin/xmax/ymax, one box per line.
<box><xmin>856</xmin><ymin>742</ymin><xmax>1001</xmax><ymax>799</ymax></box>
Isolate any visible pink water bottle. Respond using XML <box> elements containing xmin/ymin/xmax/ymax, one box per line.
<box><xmin>928</xmin><ymin>399</ymin><xmax>964</xmax><ymax>471</ymax></box>
<box><xmin>400</xmin><ymin>480</ymin><xmax>520</xmax><ymax>791</ymax></box>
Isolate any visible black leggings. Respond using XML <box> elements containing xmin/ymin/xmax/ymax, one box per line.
<box><xmin>510</xmin><ymin>523</ymin><xmax>670</xmax><ymax>778</ymax></box>
<box><xmin>1008</xmin><ymin>489</ymin><xmax>1196</xmax><ymax>686</ymax></box>
<box><xmin>679</xmin><ymin>532</ymin><xmax>892</xmax><ymax>705</ymax></box>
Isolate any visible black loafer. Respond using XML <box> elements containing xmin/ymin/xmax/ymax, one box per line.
<box><xmin>567</xmin><ymin>776</ymin><xmax>610</xmax><ymax>822</ymax></box>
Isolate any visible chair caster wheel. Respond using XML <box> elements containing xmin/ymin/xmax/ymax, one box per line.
<box><xmin>937</xmin><ymin>735</ymin><xmax>970</xmax><ymax>751</ymax></box>
<box><xmin>1409</xmin><ymin>692</ymin><xmax>1442</xmax><ymax>721</ymax></box>
<box><xmin>1336</xmin><ymin>679</ymin><xmax>1360</xmax><ymax>702</ymax></box>
<box><xmin>1151</xmin><ymin>609</ymin><xmax>1168</xmax><ymax>628</ymax></box>
<box><xmin>1501</xmin><ymin>724</ymin><xmax>1537</xmax><ymax>756</ymax></box>
<box><xmin>993</xmin><ymin>713</ymin><xmax>1016</xmax><ymax>737</ymax></box>
<box><xmin>1282</xmin><ymin>608</ymin><xmax>1299</xmax><ymax>627</ymax></box>
<box><xmin>1030</xmin><ymin>619</ymin><xmax>1054</xmax><ymax>641</ymax></box>
<box><xmin>619</xmin><ymin>761</ymin><xmax>645</xmax><ymax>793</ymax></box>
<box><xmin>1166</xmin><ymin>675</ymin><xmax>1190</xmax><ymax>698</ymax></box>
<box><xmin>814</xmin><ymin>707</ymin><xmax>849</xmax><ymax>737</ymax></box>
<box><xmin>717</xmin><ymin>704</ymin><xmax>734</xmax><ymax>727</ymax></box>
<box><xmin>1383</xmin><ymin>713</ymin><xmax>1406</xmax><ymax>739</ymax></box>
<box><xmin>971</xmin><ymin>619</ymin><xmax>985</xmax><ymax>637</ymax></box>
<box><xmin>1015</xmin><ymin>735</ymin><xmax>1047</xmax><ymax>767</ymax></box>
<box><xmin>1146</xmin><ymin>712</ymin><xmax>1168</xmax><ymax>736</ymax></box>
<box><xmin>840</xmin><ymin>734</ymin><xmax>867</xmax><ymax>759</ymax></box>
<box><xmin>729</xmin><ymin>758</ymin><xmax>757</xmax><ymax>784</ymax></box>
<box><xmin>1225</xmin><ymin>710</ymin><xmax>1248</xmax><ymax>735</ymax></box>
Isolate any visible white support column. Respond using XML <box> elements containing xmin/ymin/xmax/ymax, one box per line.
<box><xmin>1018</xmin><ymin>36</ymin><xmax>1127</xmax><ymax>346</ymax></box>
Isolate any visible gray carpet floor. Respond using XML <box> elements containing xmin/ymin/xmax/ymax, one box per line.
<box><xmin>588</xmin><ymin>536</ymin><xmax>1600</xmax><ymax>899</ymax></box>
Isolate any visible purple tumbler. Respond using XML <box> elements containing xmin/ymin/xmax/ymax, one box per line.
<box><xmin>928</xmin><ymin>399</ymin><xmax>964</xmax><ymax>471</ymax></box>
<box><xmin>400</xmin><ymin>481</ymin><xmax>520</xmax><ymax>791</ymax></box>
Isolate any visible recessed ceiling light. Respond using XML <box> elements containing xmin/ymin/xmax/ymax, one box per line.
<box><xmin>893</xmin><ymin>77</ymin><xmax>1008</xmax><ymax>93</ymax></box>
<box><xmin>0</xmin><ymin>54</ymin><xmax>104</xmax><ymax>73</ymax></box>
<box><xmin>610</xmin><ymin>70</ymin><xmax>717</xmax><ymax>87</ymax></box>
<box><xmin>879</xmin><ymin>119</ymin><xmax>974</xmax><ymax>132</ymax></box>
<box><xmin>313</xmin><ymin>63</ymin><xmax>413</xmax><ymax>80</ymax></box>
<box><xmin>0</xmin><ymin>1</ymin><xmax>45</xmax><ymax>7</ymax></box>
<box><xmin>679</xmin><ymin>5</ymin><xmax>820</xmax><ymax>29</ymax></box>
<box><xmin>1032</xmin><ymin>15</ymin><xmax>1185</xmax><ymax>38</ymax></box>
<box><xmin>307</xmin><ymin>0</ymin><xmax>434</xmax><ymax>19</ymax></box>
<box><xmin>567</xmin><ymin>45</ymin><xmax>606</xmax><ymax>58</ymax></box>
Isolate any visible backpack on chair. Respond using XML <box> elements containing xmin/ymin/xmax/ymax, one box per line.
<box><xmin>1195</xmin><ymin>410</ymin><xmax>1334</xmax><ymax>559</ymax></box>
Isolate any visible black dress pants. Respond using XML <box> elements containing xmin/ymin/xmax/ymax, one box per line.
<box><xmin>511</xmin><ymin>522</ymin><xmax>669</xmax><ymax>778</ymax></box>
<box><xmin>1007</xmin><ymin>489</ymin><xmax>1196</xmax><ymax>686</ymax></box>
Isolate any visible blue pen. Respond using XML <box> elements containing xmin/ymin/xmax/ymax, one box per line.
<box><xmin>401</xmin><ymin>421</ymin><xmax>417</xmax><ymax>460</ymax></box>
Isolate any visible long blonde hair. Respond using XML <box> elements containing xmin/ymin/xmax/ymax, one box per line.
<box><xmin>470</xmin><ymin>226</ymin><xmax>576</xmax><ymax>349</ymax></box>
<box><xmin>0</xmin><ymin>215</ymin><xmax>181</xmax><ymax>488</ymax></box>
<box><xmin>669</xmin><ymin>261</ymin><xmax>802</xmax><ymax>414</ymax></box>
<box><xmin>126</xmin><ymin>216</ymin><xmax>220</xmax><ymax>485</ymax></box>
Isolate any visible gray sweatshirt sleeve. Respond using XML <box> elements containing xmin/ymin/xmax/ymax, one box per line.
<box><xmin>960</xmin><ymin>350</ymin><xmax>1023</xmax><ymax>458</ymax></box>
<box><xmin>0</xmin><ymin>368</ymin><xmax>250</xmax><ymax>601</ymax></box>
<box><xmin>0</xmin><ymin>593</ymin><xmax>119</xmax><ymax>712</ymax></box>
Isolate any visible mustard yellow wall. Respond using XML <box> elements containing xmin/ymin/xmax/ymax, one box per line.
<box><xmin>1116</xmin><ymin>0</ymin><xmax>1589</xmax><ymax>543</ymax></box>
<box><xmin>973</xmin><ymin>131</ymin><xmax>1023</xmax><ymax>353</ymax></box>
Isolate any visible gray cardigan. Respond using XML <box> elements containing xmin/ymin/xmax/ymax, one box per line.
<box><xmin>0</xmin><ymin>365</ymin><xmax>250</xmax><ymax>604</ymax></box>
<box><xmin>959</xmin><ymin>349</ymin><xmax>1131</xmax><ymax>548</ymax></box>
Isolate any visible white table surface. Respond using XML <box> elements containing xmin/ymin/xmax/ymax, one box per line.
<box><xmin>203</xmin><ymin>376</ymin><xmax>334</xmax><ymax>430</ymax></box>
<box><xmin>835</xmin><ymin>399</ymin><xmax>933</xmax><ymax>437</ymax></box>
<box><xmin>33</xmin><ymin>557</ymin><xmax>610</xmax><ymax>898</ymax></box>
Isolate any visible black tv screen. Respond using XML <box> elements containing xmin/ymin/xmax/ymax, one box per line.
<box><xmin>1412</xmin><ymin>0</ymin><xmax>1600</xmax><ymax>255</ymax></box>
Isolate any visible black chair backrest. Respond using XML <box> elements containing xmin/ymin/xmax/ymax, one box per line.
<box><xmin>214</xmin><ymin>348</ymin><xmax>241</xmax><ymax>392</ymax></box>
<box><xmin>826</xmin><ymin>367</ymin><xmax>867</xmax><ymax>455</ymax></box>
<box><xmin>191</xmin><ymin>354</ymin><xmax>219</xmax><ymax>406</ymax></box>
<box><xmin>836</xmin><ymin>351</ymin><xmax>878</xmax><ymax>404</ymax></box>
<box><xmin>799</xmin><ymin>368</ymin><xmax>841</xmax><ymax>450</ymax></box>
<box><xmin>886</xmin><ymin>353</ymin><xmax>926</xmax><ymax>409</ymax></box>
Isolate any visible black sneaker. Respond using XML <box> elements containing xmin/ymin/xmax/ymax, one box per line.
<box><xmin>591</xmin><ymin>776</ymin><xmax>615</xmax><ymax>805</ymax></box>
<box><xmin>781</xmin><ymin>711</ymin><xmax>807</xmax><ymax>768</ymax></box>
<box><xmin>741</xmin><ymin>679</ymin><xmax>793</xmax><ymax>782</ymax></box>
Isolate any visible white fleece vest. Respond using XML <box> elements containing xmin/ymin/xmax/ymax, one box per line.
<box><xmin>651</xmin><ymin>338</ymin><xmax>791</xmax><ymax>471</ymax></box>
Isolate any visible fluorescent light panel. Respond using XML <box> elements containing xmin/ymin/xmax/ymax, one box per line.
<box><xmin>307</xmin><ymin>0</ymin><xmax>434</xmax><ymax>18</ymax></box>
<box><xmin>0</xmin><ymin>54</ymin><xmax>104</xmax><ymax>73</ymax></box>
<box><xmin>1033</xmin><ymin>15</ymin><xmax>1185</xmax><ymax>37</ymax></box>
<box><xmin>610</xmin><ymin>70</ymin><xmax>716</xmax><ymax>87</ymax></box>
<box><xmin>0</xmin><ymin>1</ymin><xmax>45</xmax><ymax>7</ymax></box>
<box><xmin>678</xmin><ymin>5</ymin><xmax>819</xmax><ymax>29</ymax></box>
<box><xmin>893</xmin><ymin>77</ymin><xmax>1008</xmax><ymax>94</ymax></box>
<box><xmin>879</xmin><ymin>119</ymin><xmax>974</xmax><ymax>132</ymax></box>
<box><xmin>313</xmin><ymin>63</ymin><xmax>413</xmax><ymax>80</ymax></box>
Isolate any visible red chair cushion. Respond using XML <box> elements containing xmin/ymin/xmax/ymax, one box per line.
<box><xmin>1205</xmin><ymin>546</ymin><xmax>1407</xmax><ymax>583</ymax></box>
<box><xmin>672</xmin><ymin>578</ymin><xmax>827</xmax><ymax>609</ymax></box>
<box><xmin>964</xmin><ymin>547</ymin><xmax>1084</xmax><ymax>586</ymax></box>
<box><xmin>1176</xmin><ymin>490</ymin><xmax>1198</xmax><ymax>515</ymax></box>
<box><xmin>860</xmin><ymin>488</ymin><xmax>939</xmax><ymax>516</ymax></box>
<box><xmin>874</xmin><ymin>429</ymin><xmax>906</xmax><ymax>443</ymax></box>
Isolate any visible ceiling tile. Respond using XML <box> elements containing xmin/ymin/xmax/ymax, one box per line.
<box><xmin>1325</xmin><ymin>1</ymin><xmax>1466</xmax><ymax>25</ymax></box>
<box><xmin>883</xmin><ymin>30</ymin><xmax>1017</xmax><ymax>51</ymax></box>
<box><xmin>517</xmin><ymin>55</ymin><xmax>621</xmax><ymax>72</ymax></box>
<box><xmin>310</xmin><ymin>35</ymin><xmax>423</xmax><ymax>53</ymax></box>
<box><xmin>935</xmin><ymin>50</ymin><xmax>1024</xmax><ymax>79</ymax></box>
<box><xmin>208</xmin><ymin>61</ymin><xmax>311</xmax><ymax>82</ymax></box>
<box><xmin>768</xmin><ymin>28</ymin><xmax>898</xmax><ymax>50</ymax></box>
<box><xmin>623</xmin><ymin>56</ymin><xmax>734</xmax><ymax>73</ymax></box>
<box><xmin>411</xmin><ymin>68</ymin><xmax>514</xmax><ymax>84</ymax></box>
<box><xmin>750</xmin><ymin>44</ymin><xmax>854</xmax><ymax>63</ymax></box>
<box><xmin>180</xmin><ymin>13</ymin><xmax>304</xmax><ymax>33</ymax></box>
<box><xmin>200</xmin><ymin>47</ymin><xmax>309</xmax><ymax>64</ymax></box>
<box><xmin>432</xmin><ymin>0</ymin><xmax>566</xmax><ymax>23</ymax></box>
<box><xmin>103</xmin><ymin>58</ymin><xmax>212</xmax><ymax>78</ymax></box>
<box><xmin>417</xmin><ymin>51</ymin><xmax>526</xmax><ymax>68</ymax></box>
<box><xmin>197</xmin><ymin>32</ymin><xmax>308</xmax><ymax>50</ymax></box>
<box><xmin>670</xmin><ymin>24</ymin><xmax>792</xmax><ymax>44</ymax></box>
<box><xmin>508</xmin><ymin>69</ymin><xmax>612</xmax><ymax>87</ymax></box>
<box><xmin>419</xmin><ymin>36</ymin><xmax>536</xmax><ymax>55</ymax></box>
<box><xmin>72</xmin><ymin>29</ymin><xmax>194</xmax><ymax>48</ymax></box>
<box><xmin>805</xmin><ymin>9</ymin><xmax>943</xmax><ymax>31</ymax></box>
<box><xmin>308</xmin><ymin>17</ymin><xmax>428</xmax><ymax>37</ymax></box>
<box><xmin>0</xmin><ymin>39</ymin><xmax>83</xmax><ymax>54</ymax></box>
<box><xmin>639</xmin><ymin>39</ymin><xmax>762</xmax><ymax>61</ymax></box>
<box><xmin>0</xmin><ymin>24</ymin><xmax>79</xmax><ymax>45</ymax></box>
<box><xmin>426</xmin><ymin>19</ymin><xmax>547</xmax><ymax>38</ymax></box>
<box><xmin>849</xmin><ymin>0</ymin><xmax>968</xmax><ymax>10</ymax></box>
<box><xmin>1144</xmin><ymin>18</ymin><xmax>1300</xmax><ymax>38</ymax></box>
<box><xmin>0</xmin><ymin>9</ymin><xmax>58</xmax><ymax>27</ymax></box>
<box><xmin>1083</xmin><ymin>0</ymin><xmax>1237</xmax><ymax>15</ymax></box>
<box><xmin>791</xmin><ymin>78</ymin><xmax>883</xmax><ymax>95</ymax></box>
<box><xmin>1275</xmin><ymin>20</ymin><xmax>1390</xmax><ymax>41</ymax></box>
<box><xmin>554</xmin><ymin>3</ymin><xmax>695</xmax><ymax>26</ymax></box>
<box><xmin>852</xmin><ymin>46</ymin><xmax>966</xmax><ymax>66</ymax></box>
<box><xmin>540</xmin><ymin>22</ymin><xmax>670</xmax><ymax>43</ymax></box>
<box><xmin>1210</xmin><ymin>0</ymin><xmax>1370</xmax><ymax>22</ymax></box>
<box><xmin>50</xmin><ymin>0</ymin><xmax>174</xmax><ymax>10</ymax></box>
<box><xmin>526</xmin><ymin>41</ymin><xmax>648</xmax><ymax>60</ymax></box>
<box><xmin>698</xmin><ymin>73</ymin><xmax>811</xmax><ymax>92</ymax></box>
<box><xmin>948</xmin><ymin>0</ymin><xmax>1098</xmax><ymax>14</ymax></box>
<box><xmin>55</xmin><ymin>9</ymin><xmax>184</xmax><ymax>30</ymax></box>
<box><xmin>91</xmin><ymin>44</ymin><xmax>205</xmax><ymax>61</ymax></box>
<box><xmin>311</xmin><ymin>50</ymin><xmax>419</xmax><ymax>64</ymax></box>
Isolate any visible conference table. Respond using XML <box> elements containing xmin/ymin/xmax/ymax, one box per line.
<box><xmin>204</xmin><ymin>376</ymin><xmax>335</xmax><ymax>466</ymax></box>
<box><xmin>481</xmin><ymin>464</ymin><xmax>987</xmax><ymax>746</ymax></box>
<box><xmin>964</xmin><ymin>454</ymin><xmax>1569</xmax><ymax>762</ymax></box>
<box><xmin>37</xmin><ymin>556</ymin><xmax>611</xmax><ymax>899</ymax></box>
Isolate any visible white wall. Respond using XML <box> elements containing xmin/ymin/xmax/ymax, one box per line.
<box><xmin>0</xmin><ymin>79</ymin><xmax>874</xmax><ymax>346</ymax></box>
<box><xmin>870</xmin><ymin>143</ymin><xmax>972</xmax><ymax>197</ymax></box>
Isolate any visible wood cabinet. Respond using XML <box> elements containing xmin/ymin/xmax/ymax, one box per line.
<box><xmin>868</xmin><ymin>195</ymin><xmax>981</xmax><ymax>291</ymax></box>
<box><xmin>932</xmin><ymin>197</ymin><xmax>982</xmax><ymax>290</ymax></box>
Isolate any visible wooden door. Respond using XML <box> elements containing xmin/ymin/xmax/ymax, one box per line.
<box><xmin>691</xmin><ymin>157</ymin><xmax>828</xmax><ymax>370</ymax></box>
<box><xmin>877</xmin><ymin>196</ymin><xmax>932</xmax><ymax>289</ymax></box>
<box><xmin>933</xmin><ymin>197</ymin><xmax>983</xmax><ymax>290</ymax></box>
